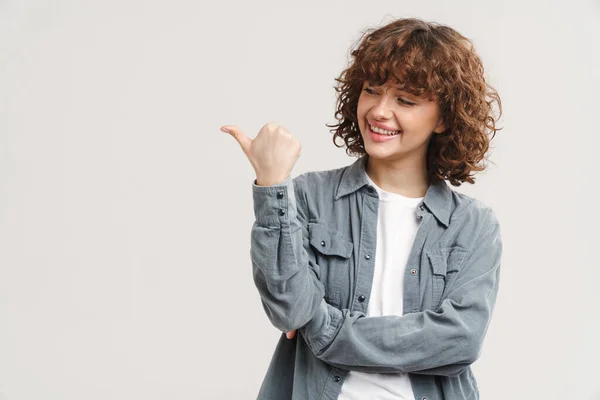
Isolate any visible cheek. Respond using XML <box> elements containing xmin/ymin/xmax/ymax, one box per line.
<box><xmin>414</xmin><ymin>105</ymin><xmax>442</xmax><ymax>128</ymax></box>
<box><xmin>400</xmin><ymin>109</ymin><xmax>433</xmax><ymax>130</ymax></box>
<box><xmin>356</xmin><ymin>98</ymin><xmax>366</xmax><ymax>117</ymax></box>
<box><xmin>356</xmin><ymin>101</ymin><xmax>367</xmax><ymax>127</ymax></box>
<box><xmin>400</xmin><ymin>112</ymin><xmax>417</xmax><ymax>127</ymax></box>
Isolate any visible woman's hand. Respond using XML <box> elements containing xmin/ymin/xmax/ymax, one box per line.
<box><xmin>286</xmin><ymin>330</ymin><xmax>297</xmax><ymax>339</ymax></box>
<box><xmin>221</xmin><ymin>122</ymin><xmax>301</xmax><ymax>186</ymax></box>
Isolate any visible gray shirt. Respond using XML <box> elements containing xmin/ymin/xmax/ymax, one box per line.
<box><xmin>250</xmin><ymin>154</ymin><xmax>503</xmax><ymax>400</ymax></box>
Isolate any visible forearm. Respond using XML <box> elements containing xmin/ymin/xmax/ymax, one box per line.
<box><xmin>250</xmin><ymin>175</ymin><xmax>326</xmax><ymax>332</ymax></box>
<box><xmin>299</xmin><ymin>298</ymin><xmax>484</xmax><ymax>377</ymax></box>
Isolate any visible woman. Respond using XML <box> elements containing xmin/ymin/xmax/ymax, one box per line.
<box><xmin>222</xmin><ymin>17</ymin><xmax>503</xmax><ymax>400</ymax></box>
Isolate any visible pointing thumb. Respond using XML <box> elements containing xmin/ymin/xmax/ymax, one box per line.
<box><xmin>221</xmin><ymin>125</ymin><xmax>252</xmax><ymax>154</ymax></box>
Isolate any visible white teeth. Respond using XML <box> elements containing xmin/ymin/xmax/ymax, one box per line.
<box><xmin>369</xmin><ymin>124</ymin><xmax>400</xmax><ymax>136</ymax></box>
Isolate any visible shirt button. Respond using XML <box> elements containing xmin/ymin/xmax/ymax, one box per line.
<box><xmin>421</xmin><ymin>397</ymin><xmax>428</xmax><ymax>400</ymax></box>
<box><xmin>334</xmin><ymin>376</ymin><xmax>341</xmax><ymax>382</ymax></box>
<box><xmin>358</xmin><ymin>295</ymin><xmax>365</xmax><ymax>302</ymax></box>
<box><xmin>278</xmin><ymin>209</ymin><xmax>285</xmax><ymax>216</ymax></box>
<box><xmin>410</xmin><ymin>268</ymin><xmax>418</xmax><ymax>275</ymax></box>
<box><xmin>320</xmin><ymin>240</ymin><xmax>326</xmax><ymax>247</ymax></box>
<box><xmin>364</xmin><ymin>254</ymin><xmax>371</xmax><ymax>260</ymax></box>
<box><xmin>276</xmin><ymin>191</ymin><xmax>284</xmax><ymax>199</ymax></box>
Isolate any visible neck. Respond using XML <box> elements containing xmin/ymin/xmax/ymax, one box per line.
<box><xmin>365</xmin><ymin>154</ymin><xmax>431</xmax><ymax>198</ymax></box>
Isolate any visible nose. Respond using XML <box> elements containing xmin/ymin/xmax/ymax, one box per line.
<box><xmin>371</xmin><ymin>93</ymin><xmax>394</xmax><ymax>119</ymax></box>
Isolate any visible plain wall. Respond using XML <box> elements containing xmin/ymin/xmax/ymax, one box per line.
<box><xmin>1</xmin><ymin>0</ymin><xmax>599</xmax><ymax>399</ymax></box>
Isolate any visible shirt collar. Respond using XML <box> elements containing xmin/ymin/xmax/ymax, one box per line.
<box><xmin>334</xmin><ymin>155</ymin><xmax>452</xmax><ymax>227</ymax></box>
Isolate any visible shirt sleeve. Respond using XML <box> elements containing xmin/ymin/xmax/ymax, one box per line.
<box><xmin>250</xmin><ymin>174</ymin><xmax>326</xmax><ymax>332</ymax></box>
<box><xmin>298</xmin><ymin>209</ymin><xmax>503</xmax><ymax>378</ymax></box>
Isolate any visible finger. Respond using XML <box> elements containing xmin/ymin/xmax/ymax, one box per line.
<box><xmin>221</xmin><ymin>125</ymin><xmax>252</xmax><ymax>154</ymax></box>
<box><xmin>286</xmin><ymin>330</ymin><xmax>296</xmax><ymax>339</ymax></box>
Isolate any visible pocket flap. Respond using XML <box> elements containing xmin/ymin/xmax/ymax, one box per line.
<box><xmin>308</xmin><ymin>222</ymin><xmax>353</xmax><ymax>258</ymax></box>
<box><xmin>427</xmin><ymin>246</ymin><xmax>468</xmax><ymax>277</ymax></box>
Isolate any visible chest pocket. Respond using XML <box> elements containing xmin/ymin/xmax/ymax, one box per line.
<box><xmin>308</xmin><ymin>222</ymin><xmax>353</xmax><ymax>307</ymax></box>
<box><xmin>426</xmin><ymin>246</ymin><xmax>468</xmax><ymax>310</ymax></box>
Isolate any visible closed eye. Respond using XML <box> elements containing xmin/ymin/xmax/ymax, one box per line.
<box><xmin>363</xmin><ymin>87</ymin><xmax>416</xmax><ymax>106</ymax></box>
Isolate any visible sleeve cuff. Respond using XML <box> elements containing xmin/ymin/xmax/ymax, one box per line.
<box><xmin>301</xmin><ymin>300</ymin><xmax>344</xmax><ymax>354</ymax></box>
<box><xmin>251</xmin><ymin>175</ymin><xmax>297</xmax><ymax>226</ymax></box>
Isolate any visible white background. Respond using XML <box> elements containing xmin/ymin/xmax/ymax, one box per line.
<box><xmin>1</xmin><ymin>0</ymin><xmax>599</xmax><ymax>399</ymax></box>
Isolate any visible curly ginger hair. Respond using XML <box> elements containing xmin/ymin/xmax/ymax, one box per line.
<box><xmin>328</xmin><ymin>17</ymin><xmax>502</xmax><ymax>186</ymax></box>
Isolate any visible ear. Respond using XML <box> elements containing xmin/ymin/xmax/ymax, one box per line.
<box><xmin>433</xmin><ymin>118</ymin><xmax>446</xmax><ymax>134</ymax></box>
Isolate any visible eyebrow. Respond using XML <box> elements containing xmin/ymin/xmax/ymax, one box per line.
<box><xmin>393</xmin><ymin>86</ymin><xmax>413</xmax><ymax>93</ymax></box>
<box><xmin>367</xmin><ymin>82</ymin><xmax>419</xmax><ymax>98</ymax></box>
<box><xmin>393</xmin><ymin>87</ymin><xmax>418</xmax><ymax>98</ymax></box>
<box><xmin>373</xmin><ymin>84</ymin><xmax>409</xmax><ymax>93</ymax></box>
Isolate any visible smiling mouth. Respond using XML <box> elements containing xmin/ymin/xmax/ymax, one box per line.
<box><xmin>368</xmin><ymin>123</ymin><xmax>402</xmax><ymax>136</ymax></box>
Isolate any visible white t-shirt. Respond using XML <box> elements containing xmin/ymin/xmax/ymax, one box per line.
<box><xmin>337</xmin><ymin>172</ymin><xmax>423</xmax><ymax>400</ymax></box>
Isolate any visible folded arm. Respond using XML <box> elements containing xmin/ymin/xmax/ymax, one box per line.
<box><xmin>299</xmin><ymin>211</ymin><xmax>503</xmax><ymax>378</ymax></box>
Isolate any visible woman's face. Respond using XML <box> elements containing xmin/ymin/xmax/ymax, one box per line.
<box><xmin>357</xmin><ymin>81</ymin><xmax>446</xmax><ymax>164</ymax></box>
